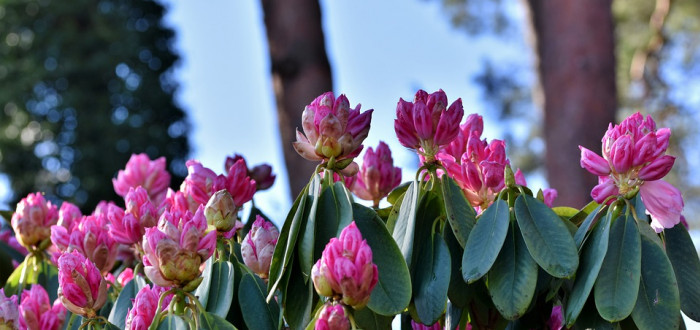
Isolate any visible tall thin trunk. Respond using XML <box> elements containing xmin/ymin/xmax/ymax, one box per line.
<box><xmin>260</xmin><ymin>0</ymin><xmax>333</xmax><ymax>198</ymax></box>
<box><xmin>526</xmin><ymin>0</ymin><xmax>618</xmax><ymax>208</ymax></box>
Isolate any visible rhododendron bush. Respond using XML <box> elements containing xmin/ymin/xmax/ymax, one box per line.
<box><xmin>0</xmin><ymin>90</ymin><xmax>697</xmax><ymax>330</ymax></box>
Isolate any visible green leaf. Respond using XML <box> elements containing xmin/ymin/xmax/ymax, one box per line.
<box><xmin>514</xmin><ymin>194</ymin><xmax>578</xmax><ymax>278</ymax></box>
<box><xmin>552</xmin><ymin>206</ymin><xmax>580</xmax><ymax>219</ymax></box>
<box><xmin>298</xmin><ymin>175</ymin><xmax>322</xmax><ymax>283</ymax></box>
<box><xmin>0</xmin><ymin>248</ymin><xmax>15</xmax><ymax>287</ymax></box>
<box><xmin>385</xmin><ymin>192</ymin><xmax>404</xmax><ymax>234</ymax></box>
<box><xmin>102</xmin><ymin>322</ymin><xmax>122</xmax><ymax>330</ymax></box>
<box><xmin>387</xmin><ymin>181</ymin><xmax>411</xmax><ymax>205</ymax></box>
<box><xmin>392</xmin><ymin>180</ymin><xmax>420</xmax><ymax>268</ymax></box>
<box><xmin>194</xmin><ymin>257</ymin><xmax>213</xmax><ymax>310</ymax></box>
<box><xmin>573</xmin><ymin>205</ymin><xmax>604</xmax><ymax>248</ymax></box>
<box><xmin>594</xmin><ymin>213</ymin><xmax>641</xmax><ymax>322</ymax></box>
<box><xmin>225</xmin><ymin>262</ymin><xmax>247</xmax><ymax>330</ymax></box>
<box><xmin>316</xmin><ymin>182</ymin><xmax>353</xmax><ymax>258</ymax></box>
<box><xmin>283</xmin><ymin>258</ymin><xmax>316</xmax><ymax>330</ymax></box>
<box><xmin>0</xmin><ymin>241</ymin><xmax>25</xmax><ymax>263</ymax></box>
<box><xmin>61</xmin><ymin>312</ymin><xmax>83</xmax><ymax>330</ymax></box>
<box><xmin>239</xmin><ymin>273</ymin><xmax>280</xmax><ymax>330</ymax></box>
<box><xmin>108</xmin><ymin>275</ymin><xmax>147</xmax><ymax>328</ymax></box>
<box><xmin>414</xmin><ymin>234</ymin><xmax>451</xmax><ymax>325</ymax></box>
<box><xmin>461</xmin><ymin>199</ymin><xmax>510</xmax><ymax>283</ymax></box>
<box><xmin>441</xmin><ymin>177</ymin><xmax>476</xmax><ymax>248</ymax></box>
<box><xmin>267</xmin><ymin>185</ymin><xmax>309</xmax><ymax>297</ymax></box>
<box><xmin>565</xmin><ymin>212</ymin><xmax>611</xmax><ymax>326</ymax></box>
<box><xmin>4</xmin><ymin>258</ymin><xmax>32</xmax><ymax>297</ymax></box>
<box><xmin>664</xmin><ymin>223</ymin><xmax>700</xmax><ymax>321</ymax></box>
<box><xmin>487</xmin><ymin>222</ymin><xmax>538</xmax><ymax>320</ymax></box>
<box><xmin>0</xmin><ymin>210</ymin><xmax>13</xmax><ymax>223</ymax></box>
<box><xmin>206</xmin><ymin>261</ymin><xmax>235</xmax><ymax>318</ymax></box>
<box><xmin>444</xmin><ymin>222</ymin><xmax>472</xmax><ymax>308</ymax></box>
<box><xmin>631</xmin><ymin>235</ymin><xmax>680</xmax><ymax>330</ymax></box>
<box><xmin>200</xmin><ymin>311</ymin><xmax>238</xmax><ymax>330</ymax></box>
<box><xmin>354</xmin><ymin>307</ymin><xmax>395</xmax><ymax>330</ymax></box>
<box><xmin>154</xmin><ymin>313</ymin><xmax>189</xmax><ymax>330</ymax></box>
<box><xmin>353</xmin><ymin>204</ymin><xmax>412</xmax><ymax>316</ymax></box>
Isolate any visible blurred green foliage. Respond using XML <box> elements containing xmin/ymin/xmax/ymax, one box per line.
<box><xmin>0</xmin><ymin>0</ymin><xmax>189</xmax><ymax>210</ymax></box>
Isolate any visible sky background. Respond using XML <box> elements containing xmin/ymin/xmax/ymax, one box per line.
<box><xmin>160</xmin><ymin>0</ymin><xmax>533</xmax><ymax>223</ymax></box>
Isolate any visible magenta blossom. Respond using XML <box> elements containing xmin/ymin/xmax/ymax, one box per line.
<box><xmin>109</xmin><ymin>186</ymin><xmax>157</xmax><ymax>246</ymax></box>
<box><xmin>142</xmin><ymin>206</ymin><xmax>216</xmax><ymax>289</ymax></box>
<box><xmin>180</xmin><ymin>160</ymin><xmax>219</xmax><ymax>211</ymax></box>
<box><xmin>579</xmin><ymin>112</ymin><xmax>683</xmax><ymax>232</ymax></box>
<box><xmin>19</xmin><ymin>285</ymin><xmax>66</xmax><ymax>330</ymax></box>
<box><xmin>57</xmin><ymin>202</ymin><xmax>82</xmax><ymax>232</ymax></box>
<box><xmin>394</xmin><ymin>89</ymin><xmax>464</xmax><ymax>161</ymax></box>
<box><xmin>410</xmin><ymin>320</ymin><xmax>442</xmax><ymax>330</ymax></box>
<box><xmin>293</xmin><ymin>92</ymin><xmax>373</xmax><ymax>174</ymax></box>
<box><xmin>52</xmin><ymin>214</ymin><xmax>119</xmax><ymax>274</ymax></box>
<box><xmin>117</xmin><ymin>268</ymin><xmax>135</xmax><ymax>287</ymax></box>
<box><xmin>351</xmin><ymin>141</ymin><xmax>402</xmax><ymax>207</ymax></box>
<box><xmin>437</xmin><ymin>115</ymin><xmax>509</xmax><ymax>211</ymax></box>
<box><xmin>57</xmin><ymin>251</ymin><xmax>108</xmax><ymax>318</ymax></box>
<box><xmin>125</xmin><ymin>285</ymin><xmax>172</xmax><ymax>330</ymax></box>
<box><xmin>11</xmin><ymin>192</ymin><xmax>59</xmax><ymax>249</ymax></box>
<box><xmin>214</xmin><ymin>159</ymin><xmax>256</xmax><ymax>208</ymax></box>
<box><xmin>0</xmin><ymin>289</ymin><xmax>19</xmax><ymax>329</ymax></box>
<box><xmin>241</xmin><ymin>216</ymin><xmax>279</xmax><ymax>280</ymax></box>
<box><xmin>547</xmin><ymin>305</ymin><xmax>564</xmax><ymax>330</ymax></box>
<box><xmin>314</xmin><ymin>303</ymin><xmax>350</xmax><ymax>330</ymax></box>
<box><xmin>311</xmin><ymin>222</ymin><xmax>378</xmax><ymax>309</ymax></box>
<box><xmin>113</xmin><ymin>153</ymin><xmax>171</xmax><ymax>205</ymax></box>
<box><xmin>225</xmin><ymin>154</ymin><xmax>276</xmax><ymax>191</ymax></box>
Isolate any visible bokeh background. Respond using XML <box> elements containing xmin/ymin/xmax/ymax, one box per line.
<box><xmin>0</xmin><ymin>0</ymin><xmax>698</xmax><ymax>236</ymax></box>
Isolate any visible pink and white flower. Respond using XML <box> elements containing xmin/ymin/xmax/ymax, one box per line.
<box><xmin>11</xmin><ymin>193</ymin><xmax>58</xmax><ymax>249</ymax></box>
<box><xmin>241</xmin><ymin>216</ymin><xmax>279</xmax><ymax>279</ymax></box>
<box><xmin>19</xmin><ymin>285</ymin><xmax>66</xmax><ymax>330</ymax></box>
<box><xmin>57</xmin><ymin>251</ymin><xmax>108</xmax><ymax>318</ymax></box>
<box><xmin>113</xmin><ymin>154</ymin><xmax>171</xmax><ymax>205</ymax></box>
<box><xmin>351</xmin><ymin>141</ymin><xmax>402</xmax><ymax>207</ymax></box>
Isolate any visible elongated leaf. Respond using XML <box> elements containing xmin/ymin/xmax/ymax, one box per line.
<box><xmin>4</xmin><ymin>258</ymin><xmax>31</xmax><ymax>297</ymax></box>
<box><xmin>414</xmin><ymin>234</ymin><xmax>451</xmax><ymax>325</ymax></box>
<box><xmin>225</xmin><ymin>262</ymin><xmax>246</xmax><ymax>330</ymax></box>
<box><xmin>392</xmin><ymin>180</ymin><xmax>419</xmax><ymax>268</ymax></box>
<box><xmin>594</xmin><ymin>214</ymin><xmax>641</xmax><ymax>322</ymax></box>
<box><xmin>206</xmin><ymin>261</ymin><xmax>235</xmax><ymax>318</ymax></box>
<box><xmin>353</xmin><ymin>204</ymin><xmax>412</xmax><ymax>316</ymax></box>
<box><xmin>354</xmin><ymin>307</ymin><xmax>394</xmax><ymax>330</ymax></box>
<box><xmin>444</xmin><ymin>222</ymin><xmax>471</xmax><ymax>308</ymax></box>
<box><xmin>298</xmin><ymin>175</ymin><xmax>322</xmax><ymax>282</ymax></box>
<box><xmin>200</xmin><ymin>311</ymin><xmax>237</xmax><ymax>330</ymax></box>
<box><xmin>565</xmin><ymin>212</ymin><xmax>611</xmax><ymax>326</ymax></box>
<box><xmin>552</xmin><ymin>206</ymin><xmax>580</xmax><ymax>219</ymax></box>
<box><xmin>665</xmin><ymin>223</ymin><xmax>700</xmax><ymax>321</ymax></box>
<box><xmin>487</xmin><ymin>222</ymin><xmax>538</xmax><ymax>320</ymax></box>
<box><xmin>573</xmin><ymin>205</ymin><xmax>604</xmax><ymax>248</ymax></box>
<box><xmin>283</xmin><ymin>258</ymin><xmax>316</xmax><ymax>330</ymax></box>
<box><xmin>387</xmin><ymin>181</ymin><xmax>410</xmax><ymax>205</ymax></box>
<box><xmin>441</xmin><ymin>177</ymin><xmax>476</xmax><ymax>248</ymax></box>
<box><xmin>462</xmin><ymin>199</ymin><xmax>509</xmax><ymax>283</ymax></box>
<box><xmin>631</xmin><ymin>235</ymin><xmax>680</xmax><ymax>330</ymax></box>
<box><xmin>239</xmin><ymin>274</ymin><xmax>280</xmax><ymax>330</ymax></box>
<box><xmin>61</xmin><ymin>312</ymin><xmax>82</xmax><ymax>330</ymax></box>
<box><xmin>154</xmin><ymin>313</ymin><xmax>188</xmax><ymax>330</ymax></box>
<box><xmin>267</xmin><ymin>187</ymin><xmax>309</xmax><ymax>297</ymax></box>
<box><xmin>194</xmin><ymin>257</ymin><xmax>213</xmax><ymax>309</ymax></box>
<box><xmin>385</xmin><ymin>193</ymin><xmax>404</xmax><ymax>234</ymax></box>
<box><xmin>315</xmin><ymin>182</ymin><xmax>353</xmax><ymax>259</ymax></box>
<box><xmin>514</xmin><ymin>194</ymin><xmax>578</xmax><ymax>278</ymax></box>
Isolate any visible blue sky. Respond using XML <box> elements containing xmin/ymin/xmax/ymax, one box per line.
<box><xmin>161</xmin><ymin>0</ymin><xmax>532</xmax><ymax>222</ymax></box>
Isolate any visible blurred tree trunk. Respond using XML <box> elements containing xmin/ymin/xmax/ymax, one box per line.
<box><xmin>526</xmin><ymin>0</ymin><xmax>618</xmax><ymax>208</ymax></box>
<box><xmin>261</xmin><ymin>0</ymin><xmax>333</xmax><ymax>198</ymax></box>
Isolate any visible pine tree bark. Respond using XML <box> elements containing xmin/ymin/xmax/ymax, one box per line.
<box><xmin>261</xmin><ymin>0</ymin><xmax>333</xmax><ymax>198</ymax></box>
<box><xmin>526</xmin><ymin>0</ymin><xmax>618</xmax><ymax>208</ymax></box>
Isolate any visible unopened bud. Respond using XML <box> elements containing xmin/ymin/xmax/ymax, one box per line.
<box><xmin>204</xmin><ymin>190</ymin><xmax>237</xmax><ymax>232</ymax></box>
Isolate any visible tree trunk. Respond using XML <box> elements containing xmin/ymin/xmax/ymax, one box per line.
<box><xmin>526</xmin><ymin>0</ymin><xmax>618</xmax><ymax>208</ymax></box>
<box><xmin>260</xmin><ymin>0</ymin><xmax>333</xmax><ymax>198</ymax></box>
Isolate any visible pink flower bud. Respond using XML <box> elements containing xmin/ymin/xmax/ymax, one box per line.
<box><xmin>294</xmin><ymin>92</ymin><xmax>373</xmax><ymax>164</ymax></box>
<box><xmin>113</xmin><ymin>154</ymin><xmax>171</xmax><ymax>205</ymax></box>
<box><xmin>543</xmin><ymin>188</ymin><xmax>558</xmax><ymax>208</ymax></box>
<box><xmin>60</xmin><ymin>215</ymin><xmax>119</xmax><ymax>274</ymax></box>
<box><xmin>351</xmin><ymin>142</ymin><xmax>402</xmax><ymax>206</ymax></box>
<box><xmin>514</xmin><ymin>168</ymin><xmax>527</xmax><ymax>186</ymax></box>
<box><xmin>640</xmin><ymin>180</ymin><xmax>684</xmax><ymax>233</ymax></box>
<box><xmin>142</xmin><ymin>206</ymin><xmax>215</xmax><ymax>289</ymax></box>
<box><xmin>215</xmin><ymin>159</ymin><xmax>256</xmax><ymax>208</ymax></box>
<box><xmin>19</xmin><ymin>285</ymin><xmax>66</xmax><ymax>330</ymax></box>
<box><xmin>11</xmin><ymin>193</ymin><xmax>59</xmax><ymax>249</ymax></box>
<box><xmin>547</xmin><ymin>305</ymin><xmax>564</xmax><ymax>330</ymax></box>
<box><xmin>609</xmin><ymin>134</ymin><xmax>634</xmax><ymax>173</ymax></box>
<box><xmin>241</xmin><ymin>216</ymin><xmax>279</xmax><ymax>279</ymax></box>
<box><xmin>410</xmin><ymin>319</ymin><xmax>442</xmax><ymax>330</ymax></box>
<box><xmin>579</xmin><ymin>146</ymin><xmax>611</xmax><ymax>176</ymax></box>
<box><xmin>0</xmin><ymin>289</ymin><xmax>19</xmax><ymax>329</ymax></box>
<box><xmin>591</xmin><ymin>176</ymin><xmax>619</xmax><ymax>204</ymax></box>
<box><xmin>311</xmin><ymin>222</ymin><xmax>378</xmax><ymax>309</ymax></box>
<box><xmin>394</xmin><ymin>89</ymin><xmax>464</xmax><ymax>158</ymax></box>
<box><xmin>250</xmin><ymin>164</ymin><xmax>276</xmax><ymax>191</ymax></box>
<box><xmin>57</xmin><ymin>251</ymin><xmax>108</xmax><ymax>318</ymax></box>
<box><xmin>314</xmin><ymin>303</ymin><xmax>350</xmax><ymax>330</ymax></box>
<box><xmin>204</xmin><ymin>190</ymin><xmax>237</xmax><ymax>232</ymax></box>
<box><xmin>180</xmin><ymin>160</ymin><xmax>218</xmax><ymax>209</ymax></box>
<box><xmin>638</xmin><ymin>155</ymin><xmax>675</xmax><ymax>181</ymax></box>
<box><xmin>57</xmin><ymin>202</ymin><xmax>82</xmax><ymax>231</ymax></box>
<box><xmin>117</xmin><ymin>268</ymin><xmax>134</xmax><ymax>287</ymax></box>
<box><xmin>109</xmin><ymin>187</ymin><xmax>158</xmax><ymax>247</ymax></box>
<box><xmin>125</xmin><ymin>285</ymin><xmax>172</xmax><ymax>330</ymax></box>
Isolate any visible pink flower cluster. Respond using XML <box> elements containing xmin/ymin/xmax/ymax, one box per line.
<box><xmin>579</xmin><ymin>112</ymin><xmax>683</xmax><ymax>232</ymax></box>
<box><xmin>125</xmin><ymin>285</ymin><xmax>172</xmax><ymax>330</ymax></box>
<box><xmin>18</xmin><ymin>285</ymin><xmax>66</xmax><ymax>330</ymax></box>
<box><xmin>293</xmin><ymin>92</ymin><xmax>373</xmax><ymax>174</ymax></box>
<box><xmin>314</xmin><ymin>303</ymin><xmax>350</xmax><ymax>330</ymax></box>
<box><xmin>11</xmin><ymin>193</ymin><xmax>58</xmax><ymax>249</ymax></box>
<box><xmin>241</xmin><ymin>216</ymin><xmax>279</xmax><ymax>280</ymax></box>
<box><xmin>57</xmin><ymin>251</ymin><xmax>108</xmax><ymax>318</ymax></box>
<box><xmin>351</xmin><ymin>141</ymin><xmax>402</xmax><ymax>207</ymax></box>
<box><xmin>225</xmin><ymin>154</ymin><xmax>276</xmax><ymax>191</ymax></box>
<box><xmin>180</xmin><ymin>159</ymin><xmax>256</xmax><ymax>213</ymax></box>
<box><xmin>312</xmin><ymin>222</ymin><xmax>378</xmax><ymax>309</ymax></box>
<box><xmin>112</xmin><ymin>154</ymin><xmax>171</xmax><ymax>205</ymax></box>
